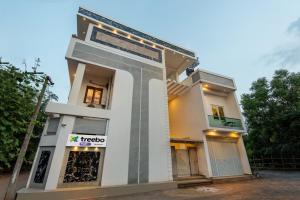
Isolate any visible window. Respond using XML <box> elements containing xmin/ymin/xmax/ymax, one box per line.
<box><xmin>84</xmin><ymin>86</ymin><xmax>103</xmax><ymax>105</ymax></box>
<box><xmin>211</xmin><ymin>105</ymin><xmax>225</xmax><ymax>120</ymax></box>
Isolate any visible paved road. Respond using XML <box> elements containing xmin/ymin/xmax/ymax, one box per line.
<box><xmin>1</xmin><ymin>171</ymin><xmax>299</xmax><ymax>200</ymax></box>
<box><xmin>97</xmin><ymin>171</ymin><xmax>300</xmax><ymax>200</ymax></box>
<box><xmin>0</xmin><ymin>172</ymin><xmax>29</xmax><ymax>200</ymax></box>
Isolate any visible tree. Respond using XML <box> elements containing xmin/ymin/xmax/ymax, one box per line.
<box><xmin>0</xmin><ymin>65</ymin><xmax>57</xmax><ymax>173</ymax></box>
<box><xmin>241</xmin><ymin>69</ymin><xmax>300</xmax><ymax>157</ymax></box>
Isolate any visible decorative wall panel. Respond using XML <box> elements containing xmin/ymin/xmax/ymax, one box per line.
<box><xmin>33</xmin><ymin>151</ymin><xmax>51</xmax><ymax>183</ymax></box>
<box><xmin>63</xmin><ymin>151</ymin><xmax>101</xmax><ymax>183</ymax></box>
<box><xmin>91</xmin><ymin>27</ymin><xmax>162</xmax><ymax>63</ymax></box>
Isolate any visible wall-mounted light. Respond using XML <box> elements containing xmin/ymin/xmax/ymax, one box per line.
<box><xmin>207</xmin><ymin>131</ymin><xmax>218</xmax><ymax>137</ymax></box>
<box><xmin>229</xmin><ymin>132</ymin><xmax>239</xmax><ymax>138</ymax></box>
<box><xmin>113</xmin><ymin>29</ymin><xmax>117</xmax><ymax>34</ymax></box>
<box><xmin>83</xmin><ymin>17</ymin><xmax>86</xmax><ymax>21</ymax></box>
<box><xmin>97</xmin><ymin>24</ymin><xmax>102</xmax><ymax>28</ymax></box>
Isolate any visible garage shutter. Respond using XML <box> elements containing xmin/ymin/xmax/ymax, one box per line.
<box><xmin>208</xmin><ymin>140</ymin><xmax>243</xmax><ymax>177</ymax></box>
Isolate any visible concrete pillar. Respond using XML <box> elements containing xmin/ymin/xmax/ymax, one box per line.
<box><xmin>45</xmin><ymin>115</ymin><xmax>76</xmax><ymax>190</ymax></box>
<box><xmin>237</xmin><ymin>136</ymin><xmax>252</xmax><ymax>174</ymax></box>
<box><xmin>68</xmin><ymin>63</ymin><xmax>86</xmax><ymax>105</ymax></box>
<box><xmin>202</xmin><ymin>135</ymin><xmax>213</xmax><ymax>177</ymax></box>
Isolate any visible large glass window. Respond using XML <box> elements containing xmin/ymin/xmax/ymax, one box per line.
<box><xmin>84</xmin><ymin>86</ymin><xmax>103</xmax><ymax>105</ymax></box>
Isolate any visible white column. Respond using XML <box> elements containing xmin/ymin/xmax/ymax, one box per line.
<box><xmin>203</xmin><ymin>135</ymin><xmax>213</xmax><ymax>177</ymax></box>
<box><xmin>237</xmin><ymin>136</ymin><xmax>252</xmax><ymax>174</ymax></box>
<box><xmin>45</xmin><ymin>115</ymin><xmax>75</xmax><ymax>190</ymax></box>
<box><xmin>68</xmin><ymin>63</ymin><xmax>86</xmax><ymax>105</ymax></box>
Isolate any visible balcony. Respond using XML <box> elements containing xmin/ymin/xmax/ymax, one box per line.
<box><xmin>208</xmin><ymin>115</ymin><xmax>243</xmax><ymax>130</ymax></box>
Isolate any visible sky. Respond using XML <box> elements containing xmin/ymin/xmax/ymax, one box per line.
<box><xmin>1</xmin><ymin>0</ymin><xmax>300</xmax><ymax>103</ymax></box>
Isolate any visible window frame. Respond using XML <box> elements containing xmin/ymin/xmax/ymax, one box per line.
<box><xmin>83</xmin><ymin>86</ymin><xmax>103</xmax><ymax>105</ymax></box>
<box><xmin>211</xmin><ymin>104</ymin><xmax>225</xmax><ymax>120</ymax></box>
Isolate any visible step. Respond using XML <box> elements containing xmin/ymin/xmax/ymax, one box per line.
<box><xmin>211</xmin><ymin>175</ymin><xmax>253</xmax><ymax>183</ymax></box>
<box><xmin>177</xmin><ymin>178</ymin><xmax>213</xmax><ymax>188</ymax></box>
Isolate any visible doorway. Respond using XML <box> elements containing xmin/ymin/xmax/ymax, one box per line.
<box><xmin>171</xmin><ymin>146</ymin><xmax>200</xmax><ymax>178</ymax></box>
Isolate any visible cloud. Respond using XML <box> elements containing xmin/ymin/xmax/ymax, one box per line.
<box><xmin>263</xmin><ymin>17</ymin><xmax>300</xmax><ymax>68</ymax></box>
<box><xmin>287</xmin><ymin>17</ymin><xmax>300</xmax><ymax>36</ymax></box>
<box><xmin>264</xmin><ymin>43</ymin><xmax>300</xmax><ymax>67</ymax></box>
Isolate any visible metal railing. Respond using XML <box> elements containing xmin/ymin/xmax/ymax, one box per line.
<box><xmin>250</xmin><ymin>155</ymin><xmax>300</xmax><ymax>170</ymax></box>
<box><xmin>208</xmin><ymin>115</ymin><xmax>243</xmax><ymax>130</ymax></box>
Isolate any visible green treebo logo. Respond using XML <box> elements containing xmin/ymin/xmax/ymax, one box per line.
<box><xmin>70</xmin><ymin>135</ymin><xmax>79</xmax><ymax>142</ymax></box>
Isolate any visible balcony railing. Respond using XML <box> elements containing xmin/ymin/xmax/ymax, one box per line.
<box><xmin>208</xmin><ymin>115</ymin><xmax>244</xmax><ymax>130</ymax></box>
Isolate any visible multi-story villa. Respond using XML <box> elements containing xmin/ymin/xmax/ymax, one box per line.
<box><xmin>18</xmin><ymin>7</ymin><xmax>251</xmax><ymax>200</ymax></box>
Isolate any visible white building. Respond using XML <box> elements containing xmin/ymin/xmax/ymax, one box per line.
<box><xmin>17</xmin><ymin>7</ymin><xmax>251</xmax><ymax>200</ymax></box>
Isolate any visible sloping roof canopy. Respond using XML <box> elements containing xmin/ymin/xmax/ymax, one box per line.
<box><xmin>76</xmin><ymin>7</ymin><xmax>198</xmax><ymax>76</ymax></box>
<box><xmin>167</xmin><ymin>79</ymin><xmax>190</xmax><ymax>101</ymax></box>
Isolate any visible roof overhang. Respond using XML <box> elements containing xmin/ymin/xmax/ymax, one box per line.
<box><xmin>76</xmin><ymin>7</ymin><xmax>197</xmax><ymax>74</ymax></box>
<box><xmin>167</xmin><ymin>79</ymin><xmax>190</xmax><ymax>101</ymax></box>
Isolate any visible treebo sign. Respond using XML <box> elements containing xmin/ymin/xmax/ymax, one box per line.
<box><xmin>66</xmin><ymin>134</ymin><xmax>107</xmax><ymax>147</ymax></box>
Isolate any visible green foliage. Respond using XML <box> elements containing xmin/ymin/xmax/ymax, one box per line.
<box><xmin>241</xmin><ymin>69</ymin><xmax>300</xmax><ymax>157</ymax></box>
<box><xmin>0</xmin><ymin>65</ymin><xmax>57</xmax><ymax>173</ymax></box>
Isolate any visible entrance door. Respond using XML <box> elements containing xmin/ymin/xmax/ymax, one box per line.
<box><xmin>176</xmin><ymin>149</ymin><xmax>191</xmax><ymax>177</ymax></box>
<box><xmin>208</xmin><ymin>140</ymin><xmax>243</xmax><ymax>177</ymax></box>
<box><xmin>188</xmin><ymin>148</ymin><xmax>199</xmax><ymax>176</ymax></box>
<box><xmin>171</xmin><ymin>146</ymin><xmax>200</xmax><ymax>177</ymax></box>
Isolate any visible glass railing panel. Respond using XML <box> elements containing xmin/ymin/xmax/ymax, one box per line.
<box><xmin>208</xmin><ymin>115</ymin><xmax>243</xmax><ymax>130</ymax></box>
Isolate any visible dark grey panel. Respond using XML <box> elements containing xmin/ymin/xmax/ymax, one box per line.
<box><xmin>127</xmin><ymin>68</ymin><xmax>142</xmax><ymax>184</ymax></box>
<box><xmin>47</xmin><ymin>117</ymin><xmax>60</xmax><ymax>135</ymax></box>
<box><xmin>73</xmin><ymin>117</ymin><xmax>107</xmax><ymax>135</ymax></box>
<box><xmin>72</xmin><ymin>42</ymin><xmax>163</xmax><ymax>184</ymax></box>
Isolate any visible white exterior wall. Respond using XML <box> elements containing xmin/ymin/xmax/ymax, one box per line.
<box><xmin>101</xmin><ymin>70</ymin><xmax>133</xmax><ymax>186</ymax></box>
<box><xmin>68</xmin><ymin>63</ymin><xmax>86</xmax><ymax>105</ymax></box>
<box><xmin>196</xmin><ymin>144</ymin><xmax>209</xmax><ymax>177</ymax></box>
<box><xmin>203</xmin><ymin>92</ymin><xmax>241</xmax><ymax>119</ymax></box>
<box><xmin>168</xmin><ymin>85</ymin><xmax>207</xmax><ymax>140</ymax></box>
<box><xmin>149</xmin><ymin>79</ymin><xmax>172</xmax><ymax>182</ymax></box>
<box><xmin>45</xmin><ymin>115</ymin><xmax>76</xmax><ymax>190</ymax></box>
<box><xmin>237</xmin><ymin>136</ymin><xmax>252</xmax><ymax>174</ymax></box>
